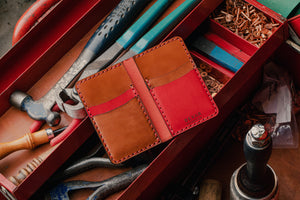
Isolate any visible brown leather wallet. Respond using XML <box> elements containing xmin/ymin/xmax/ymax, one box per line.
<box><xmin>76</xmin><ymin>37</ymin><xmax>218</xmax><ymax>164</ymax></box>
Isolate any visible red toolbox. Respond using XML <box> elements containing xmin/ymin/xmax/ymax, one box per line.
<box><xmin>0</xmin><ymin>0</ymin><xmax>290</xmax><ymax>199</ymax></box>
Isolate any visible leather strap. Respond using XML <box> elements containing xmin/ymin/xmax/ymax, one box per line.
<box><xmin>123</xmin><ymin>58</ymin><xmax>172</xmax><ymax>142</ymax></box>
<box><xmin>88</xmin><ymin>89</ymin><xmax>135</xmax><ymax>117</ymax></box>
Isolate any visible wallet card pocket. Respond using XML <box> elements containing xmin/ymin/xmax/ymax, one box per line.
<box><xmin>149</xmin><ymin>68</ymin><xmax>218</xmax><ymax>136</ymax></box>
<box><xmin>90</xmin><ymin>89</ymin><xmax>160</xmax><ymax>163</ymax></box>
<box><xmin>76</xmin><ymin>64</ymin><xmax>160</xmax><ymax>163</ymax></box>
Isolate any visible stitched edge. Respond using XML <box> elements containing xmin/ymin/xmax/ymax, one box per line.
<box><xmin>76</xmin><ymin>63</ymin><xmax>122</xmax><ymax>163</ymax></box>
<box><xmin>146</xmin><ymin>79</ymin><xmax>173</xmax><ymax>134</ymax></box>
<box><xmin>129</xmin><ymin>86</ymin><xmax>161</xmax><ymax>154</ymax></box>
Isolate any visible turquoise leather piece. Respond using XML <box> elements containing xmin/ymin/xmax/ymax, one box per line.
<box><xmin>257</xmin><ymin>0</ymin><xmax>300</xmax><ymax>18</ymax></box>
<box><xmin>117</xmin><ymin>0</ymin><xmax>173</xmax><ymax>49</ymax></box>
<box><xmin>130</xmin><ymin>0</ymin><xmax>199</xmax><ymax>54</ymax></box>
<box><xmin>191</xmin><ymin>36</ymin><xmax>243</xmax><ymax>73</ymax></box>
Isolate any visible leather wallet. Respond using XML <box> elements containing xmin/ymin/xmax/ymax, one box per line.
<box><xmin>75</xmin><ymin>37</ymin><xmax>218</xmax><ymax>164</ymax></box>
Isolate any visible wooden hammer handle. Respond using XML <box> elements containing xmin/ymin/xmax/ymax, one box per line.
<box><xmin>0</xmin><ymin>130</ymin><xmax>50</xmax><ymax>159</ymax></box>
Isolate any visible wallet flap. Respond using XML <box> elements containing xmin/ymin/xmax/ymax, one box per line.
<box><xmin>149</xmin><ymin>68</ymin><xmax>218</xmax><ymax>136</ymax></box>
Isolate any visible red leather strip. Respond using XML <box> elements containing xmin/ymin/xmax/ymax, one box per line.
<box><xmin>123</xmin><ymin>58</ymin><xmax>172</xmax><ymax>142</ymax></box>
<box><xmin>88</xmin><ymin>89</ymin><xmax>135</xmax><ymax>116</ymax></box>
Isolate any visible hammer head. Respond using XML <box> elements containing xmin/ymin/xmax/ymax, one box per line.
<box><xmin>9</xmin><ymin>90</ymin><xmax>61</xmax><ymax>126</ymax></box>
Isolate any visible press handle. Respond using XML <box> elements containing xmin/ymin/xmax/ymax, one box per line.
<box><xmin>243</xmin><ymin>124</ymin><xmax>272</xmax><ymax>184</ymax></box>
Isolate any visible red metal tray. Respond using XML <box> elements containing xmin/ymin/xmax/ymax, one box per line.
<box><xmin>0</xmin><ymin>0</ymin><xmax>289</xmax><ymax>199</ymax></box>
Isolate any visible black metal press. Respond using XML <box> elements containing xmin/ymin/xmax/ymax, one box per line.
<box><xmin>230</xmin><ymin>124</ymin><xmax>279</xmax><ymax>200</ymax></box>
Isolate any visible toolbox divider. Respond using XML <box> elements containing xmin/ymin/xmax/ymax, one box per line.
<box><xmin>208</xmin><ymin>19</ymin><xmax>257</xmax><ymax>57</ymax></box>
<box><xmin>191</xmin><ymin>51</ymin><xmax>233</xmax><ymax>84</ymax></box>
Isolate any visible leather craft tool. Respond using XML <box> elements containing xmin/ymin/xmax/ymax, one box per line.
<box><xmin>9</xmin><ymin>157</ymin><xmax>44</xmax><ymax>186</ymax></box>
<box><xmin>45</xmin><ymin>164</ymin><xmax>147</xmax><ymax>200</ymax></box>
<box><xmin>230</xmin><ymin>124</ymin><xmax>279</xmax><ymax>200</ymax></box>
<box><xmin>56</xmin><ymin>0</ymin><xmax>201</xmax><ymax>120</ymax></box>
<box><xmin>0</xmin><ymin>127</ymin><xmax>66</xmax><ymax>160</ymax></box>
<box><xmin>190</xmin><ymin>35</ymin><xmax>244</xmax><ymax>72</ymax></box>
<box><xmin>9</xmin><ymin>0</ymin><xmax>151</xmax><ymax>127</ymax></box>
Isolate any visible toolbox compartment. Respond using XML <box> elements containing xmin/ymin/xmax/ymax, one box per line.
<box><xmin>120</xmin><ymin>0</ymin><xmax>289</xmax><ymax>199</ymax></box>
<box><xmin>0</xmin><ymin>0</ymin><xmax>290</xmax><ymax>199</ymax></box>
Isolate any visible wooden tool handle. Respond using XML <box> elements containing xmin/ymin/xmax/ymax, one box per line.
<box><xmin>198</xmin><ymin>179</ymin><xmax>222</xmax><ymax>200</ymax></box>
<box><xmin>0</xmin><ymin>130</ymin><xmax>50</xmax><ymax>159</ymax></box>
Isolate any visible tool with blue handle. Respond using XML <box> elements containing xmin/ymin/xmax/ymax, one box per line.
<box><xmin>76</xmin><ymin>0</ymin><xmax>175</xmax><ymax>81</ymax></box>
<box><xmin>9</xmin><ymin>0</ymin><xmax>150</xmax><ymax>126</ymax></box>
<box><xmin>45</xmin><ymin>165</ymin><xmax>147</xmax><ymax>200</ymax></box>
<box><xmin>58</xmin><ymin>0</ymin><xmax>201</xmax><ymax>119</ymax></box>
<box><xmin>190</xmin><ymin>35</ymin><xmax>244</xmax><ymax>73</ymax></box>
<box><xmin>117</xmin><ymin>0</ymin><xmax>201</xmax><ymax>62</ymax></box>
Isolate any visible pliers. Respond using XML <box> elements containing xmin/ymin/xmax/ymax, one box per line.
<box><xmin>45</xmin><ymin>164</ymin><xmax>147</xmax><ymax>200</ymax></box>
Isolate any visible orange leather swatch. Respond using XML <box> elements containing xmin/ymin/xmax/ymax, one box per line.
<box><xmin>76</xmin><ymin>37</ymin><xmax>218</xmax><ymax>164</ymax></box>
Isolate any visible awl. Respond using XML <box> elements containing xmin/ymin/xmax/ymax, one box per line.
<box><xmin>0</xmin><ymin>127</ymin><xmax>66</xmax><ymax>159</ymax></box>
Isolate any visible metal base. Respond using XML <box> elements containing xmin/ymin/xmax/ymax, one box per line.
<box><xmin>230</xmin><ymin>163</ymin><xmax>279</xmax><ymax>200</ymax></box>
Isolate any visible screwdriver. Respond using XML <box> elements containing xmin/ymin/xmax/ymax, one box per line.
<box><xmin>0</xmin><ymin>127</ymin><xmax>66</xmax><ymax>159</ymax></box>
